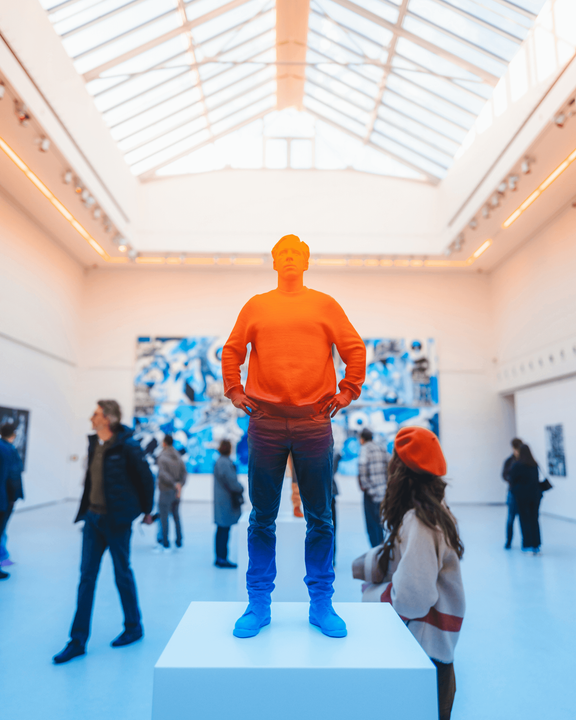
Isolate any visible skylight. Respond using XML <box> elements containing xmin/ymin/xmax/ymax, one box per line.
<box><xmin>40</xmin><ymin>0</ymin><xmax>547</xmax><ymax>182</ymax></box>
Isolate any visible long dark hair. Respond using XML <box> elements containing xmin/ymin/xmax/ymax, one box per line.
<box><xmin>378</xmin><ymin>452</ymin><xmax>464</xmax><ymax>577</ymax></box>
<box><xmin>518</xmin><ymin>443</ymin><xmax>538</xmax><ymax>467</ymax></box>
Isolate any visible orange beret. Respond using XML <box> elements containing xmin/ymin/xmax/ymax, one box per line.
<box><xmin>394</xmin><ymin>426</ymin><xmax>447</xmax><ymax>477</ymax></box>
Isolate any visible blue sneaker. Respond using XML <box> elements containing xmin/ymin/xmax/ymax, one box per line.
<box><xmin>309</xmin><ymin>602</ymin><xmax>347</xmax><ymax>638</ymax></box>
<box><xmin>233</xmin><ymin>603</ymin><xmax>271</xmax><ymax>638</ymax></box>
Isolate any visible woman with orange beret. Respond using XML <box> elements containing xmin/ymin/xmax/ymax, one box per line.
<box><xmin>353</xmin><ymin>427</ymin><xmax>465</xmax><ymax>720</ymax></box>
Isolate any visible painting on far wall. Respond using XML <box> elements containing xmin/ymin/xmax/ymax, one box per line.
<box><xmin>0</xmin><ymin>406</ymin><xmax>30</xmax><ymax>469</ymax></box>
<box><xmin>133</xmin><ymin>337</ymin><xmax>439</xmax><ymax>477</ymax></box>
<box><xmin>546</xmin><ymin>424</ymin><xmax>567</xmax><ymax>477</ymax></box>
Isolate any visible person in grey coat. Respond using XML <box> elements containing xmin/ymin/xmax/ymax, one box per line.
<box><xmin>213</xmin><ymin>439</ymin><xmax>244</xmax><ymax>568</ymax></box>
<box><xmin>156</xmin><ymin>435</ymin><xmax>187</xmax><ymax>550</ymax></box>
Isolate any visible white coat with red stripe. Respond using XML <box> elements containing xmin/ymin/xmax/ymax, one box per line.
<box><xmin>357</xmin><ymin>509</ymin><xmax>465</xmax><ymax>664</ymax></box>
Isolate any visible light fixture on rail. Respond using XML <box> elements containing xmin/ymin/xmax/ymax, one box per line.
<box><xmin>38</xmin><ymin>137</ymin><xmax>50</xmax><ymax>153</ymax></box>
<box><xmin>15</xmin><ymin>102</ymin><xmax>30</xmax><ymax>127</ymax></box>
<box><xmin>521</xmin><ymin>157</ymin><xmax>532</xmax><ymax>174</ymax></box>
<box><xmin>0</xmin><ymin>134</ymin><xmax>108</xmax><ymax>259</ymax></box>
<box><xmin>503</xmin><ymin>146</ymin><xmax>576</xmax><ymax>229</ymax></box>
<box><xmin>63</xmin><ymin>170</ymin><xmax>73</xmax><ymax>184</ymax></box>
<box><xmin>0</xmin><ymin>83</ymin><xmax>5</xmax><ymax>100</ymax></box>
<box><xmin>468</xmin><ymin>218</ymin><xmax>478</xmax><ymax>230</ymax></box>
<box><xmin>508</xmin><ymin>174</ymin><xmax>518</xmax><ymax>191</ymax></box>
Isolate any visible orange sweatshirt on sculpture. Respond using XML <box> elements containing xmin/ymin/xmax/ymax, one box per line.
<box><xmin>222</xmin><ymin>287</ymin><xmax>366</xmax><ymax>406</ymax></box>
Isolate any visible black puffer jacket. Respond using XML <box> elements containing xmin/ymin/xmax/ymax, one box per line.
<box><xmin>508</xmin><ymin>461</ymin><xmax>541</xmax><ymax>502</ymax></box>
<box><xmin>75</xmin><ymin>425</ymin><xmax>154</xmax><ymax>526</ymax></box>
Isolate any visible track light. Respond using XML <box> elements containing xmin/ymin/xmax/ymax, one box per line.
<box><xmin>497</xmin><ymin>181</ymin><xmax>507</xmax><ymax>194</ymax></box>
<box><xmin>521</xmin><ymin>157</ymin><xmax>532</xmax><ymax>174</ymax></box>
<box><xmin>468</xmin><ymin>218</ymin><xmax>478</xmax><ymax>230</ymax></box>
<box><xmin>128</xmin><ymin>249</ymin><xmax>138</xmax><ymax>260</ymax></box>
<box><xmin>81</xmin><ymin>188</ymin><xmax>90</xmax><ymax>201</ymax></box>
<box><xmin>84</xmin><ymin>195</ymin><xmax>95</xmax><ymax>207</ymax></box>
<box><xmin>74</xmin><ymin>180</ymin><xmax>83</xmax><ymax>194</ymax></box>
<box><xmin>443</xmin><ymin>246</ymin><xmax>452</xmax><ymax>257</ymax></box>
<box><xmin>93</xmin><ymin>207</ymin><xmax>102</xmax><ymax>220</ymax></box>
<box><xmin>63</xmin><ymin>170</ymin><xmax>73</xmax><ymax>184</ymax></box>
<box><xmin>490</xmin><ymin>193</ymin><xmax>500</xmax><ymax>208</ymax></box>
<box><xmin>481</xmin><ymin>205</ymin><xmax>490</xmax><ymax>219</ymax></box>
<box><xmin>0</xmin><ymin>83</ymin><xmax>5</xmax><ymax>100</ymax></box>
<box><xmin>453</xmin><ymin>233</ymin><xmax>464</xmax><ymax>252</ymax></box>
<box><xmin>38</xmin><ymin>137</ymin><xmax>50</xmax><ymax>152</ymax></box>
<box><xmin>15</xmin><ymin>102</ymin><xmax>30</xmax><ymax>127</ymax></box>
<box><xmin>553</xmin><ymin>113</ymin><xmax>566</xmax><ymax>128</ymax></box>
<box><xmin>508</xmin><ymin>174</ymin><xmax>519</xmax><ymax>191</ymax></box>
<box><xmin>104</xmin><ymin>221</ymin><xmax>113</xmax><ymax>233</ymax></box>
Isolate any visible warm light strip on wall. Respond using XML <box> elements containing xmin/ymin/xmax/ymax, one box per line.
<box><xmin>0</xmin><ymin>135</ymin><xmax>109</xmax><ymax>259</ymax></box>
<box><xmin>503</xmin><ymin>147</ymin><xmax>576</xmax><ymax>229</ymax></box>
<box><xmin>135</xmin><ymin>256</ymin><xmax>165</xmax><ymax>264</ymax></box>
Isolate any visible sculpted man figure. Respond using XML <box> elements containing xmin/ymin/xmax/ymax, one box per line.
<box><xmin>222</xmin><ymin>235</ymin><xmax>366</xmax><ymax>638</ymax></box>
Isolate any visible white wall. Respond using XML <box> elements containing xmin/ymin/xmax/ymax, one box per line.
<box><xmin>0</xmin><ymin>192</ymin><xmax>84</xmax><ymax>508</ymax></box>
<box><xmin>489</xmin><ymin>201</ymin><xmax>576</xmax><ymax>520</ymax></box>
<box><xmin>77</xmin><ymin>265</ymin><xmax>508</xmax><ymax>504</ymax></box>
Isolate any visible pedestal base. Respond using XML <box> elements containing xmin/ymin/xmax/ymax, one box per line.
<box><xmin>152</xmin><ymin>602</ymin><xmax>437</xmax><ymax>720</ymax></box>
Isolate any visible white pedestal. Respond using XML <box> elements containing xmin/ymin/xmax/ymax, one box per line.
<box><xmin>152</xmin><ymin>602</ymin><xmax>437</xmax><ymax>720</ymax></box>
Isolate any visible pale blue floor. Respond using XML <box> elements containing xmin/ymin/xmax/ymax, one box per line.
<box><xmin>1</xmin><ymin>501</ymin><xmax>576</xmax><ymax>720</ymax></box>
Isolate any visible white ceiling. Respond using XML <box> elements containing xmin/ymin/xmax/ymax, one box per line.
<box><xmin>39</xmin><ymin>0</ymin><xmax>547</xmax><ymax>182</ymax></box>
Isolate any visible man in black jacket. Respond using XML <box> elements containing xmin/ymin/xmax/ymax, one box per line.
<box><xmin>502</xmin><ymin>437</ymin><xmax>523</xmax><ymax>549</ymax></box>
<box><xmin>53</xmin><ymin>400</ymin><xmax>154</xmax><ymax>664</ymax></box>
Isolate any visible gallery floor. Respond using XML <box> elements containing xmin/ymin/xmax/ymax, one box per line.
<box><xmin>2</xmin><ymin>498</ymin><xmax>575</xmax><ymax>720</ymax></box>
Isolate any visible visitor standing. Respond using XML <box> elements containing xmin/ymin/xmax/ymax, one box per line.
<box><xmin>156</xmin><ymin>435</ymin><xmax>187</xmax><ymax>551</ymax></box>
<box><xmin>53</xmin><ymin>400</ymin><xmax>154</xmax><ymax>664</ymax></box>
<box><xmin>508</xmin><ymin>443</ymin><xmax>542</xmax><ymax>554</ymax></box>
<box><xmin>502</xmin><ymin>438</ymin><xmax>523</xmax><ymax>549</ymax></box>
<box><xmin>353</xmin><ymin>427</ymin><xmax>465</xmax><ymax>720</ymax></box>
<box><xmin>358</xmin><ymin>428</ymin><xmax>388</xmax><ymax>547</ymax></box>
<box><xmin>0</xmin><ymin>423</ymin><xmax>24</xmax><ymax>577</ymax></box>
<box><xmin>213</xmin><ymin>439</ymin><xmax>244</xmax><ymax>568</ymax></box>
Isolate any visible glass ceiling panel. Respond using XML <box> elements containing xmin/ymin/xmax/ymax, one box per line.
<box><xmin>407</xmin><ymin>0</ymin><xmax>520</xmax><ymax>61</ymax></box>
<box><xmin>40</xmin><ymin>0</ymin><xmax>548</xmax><ymax>180</ymax></box>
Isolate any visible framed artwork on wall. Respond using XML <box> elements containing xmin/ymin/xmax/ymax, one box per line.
<box><xmin>546</xmin><ymin>424</ymin><xmax>567</xmax><ymax>477</ymax></box>
<box><xmin>133</xmin><ymin>336</ymin><xmax>439</xmax><ymax>477</ymax></box>
<box><xmin>0</xmin><ymin>406</ymin><xmax>30</xmax><ymax>469</ymax></box>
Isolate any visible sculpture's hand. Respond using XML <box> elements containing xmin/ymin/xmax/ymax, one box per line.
<box><xmin>320</xmin><ymin>389</ymin><xmax>353</xmax><ymax>418</ymax></box>
<box><xmin>229</xmin><ymin>388</ymin><xmax>254</xmax><ymax>415</ymax></box>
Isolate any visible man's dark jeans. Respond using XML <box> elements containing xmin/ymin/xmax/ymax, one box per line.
<box><xmin>70</xmin><ymin>511</ymin><xmax>142</xmax><ymax>646</ymax></box>
<box><xmin>363</xmin><ymin>491</ymin><xmax>384</xmax><ymax>547</ymax></box>
<box><xmin>215</xmin><ymin>525</ymin><xmax>231</xmax><ymax>561</ymax></box>
<box><xmin>247</xmin><ymin>410</ymin><xmax>335</xmax><ymax>604</ymax></box>
<box><xmin>505</xmin><ymin>490</ymin><xmax>518</xmax><ymax>546</ymax></box>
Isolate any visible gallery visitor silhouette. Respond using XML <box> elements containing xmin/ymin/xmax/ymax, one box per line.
<box><xmin>222</xmin><ymin>235</ymin><xmax>366</xmax><ymax>638</ymax></box>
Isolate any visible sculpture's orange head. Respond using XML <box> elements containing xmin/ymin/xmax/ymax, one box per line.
<box><xmin>272</xmin><ymin>235</ymin><xmax>310</xmax><ymax>279</ymax></box>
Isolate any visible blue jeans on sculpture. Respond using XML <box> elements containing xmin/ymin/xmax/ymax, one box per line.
<box><xmin>246</xmin><ymin>411</ymin><xmax>335</xmax><ymax>605</ymax></box>
<box><xmin>70</xmin><ymin>511</ymin><xmax>142</xmax><ymax>646</ymax></box>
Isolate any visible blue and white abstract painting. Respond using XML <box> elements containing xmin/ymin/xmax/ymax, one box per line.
<box><xmin>133</xmin><ymin>337</ymin><xmax>439</xmax><ymax>476</ymax></box>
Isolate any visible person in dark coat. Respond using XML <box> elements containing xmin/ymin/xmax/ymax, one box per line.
<box><xmin>53</xmin><ymin>400</ymin><xmax>154</xmax><ymax>665</ymax></box>
<box><xmin>0</xmin><ymin>423</ymin><xmax>22</xmax><ymax>581</ymax></box>
<box><xmin>502</xmin><ymin>437</ymin><xmax>523</xmax><ymax>549</ymax></box>
<box><xmin>213</xmin><ymin>439</ymin><xmax>244</xmax><ymax>568</ymax></box>
<box><xmin>508</xmin><ymin>443</ymin><xmax>542</xmax><ymax>554</ymax></box>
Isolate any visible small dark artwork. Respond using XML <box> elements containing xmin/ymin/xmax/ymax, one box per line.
<box><xmin>0</xmin><ymin>407</ymin><xmax>30</xmax><ymax>470</ymax></box>
<box><xmin>546</xmin><ymin>424</ymin><xmax>566</xmax><ymax>477</ymax></box>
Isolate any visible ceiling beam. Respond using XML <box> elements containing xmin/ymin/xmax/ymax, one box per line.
<box><xmin>425</xmin><ymin>0</ymin><xmax>524</xmax><ymax>43</ymax></box>
<box><xmin>305</xmin><ymin>106</ymin><xmax>440</xmax><ymax>183</ymax></box>
<box><xmin>108</xmin><ymin>44</ymin><xmax>275</xmax><ymax>134</ymax></box>
<box><xmin>310</xmin><ymin>65</ymin><xmax>459</xmax><ymax>151</ymax></box>
<box><xmin>490</xmin><ymin>0</ymin><xmax>536</xmax><ymax>19</ymax></box>
<box><xmin>139</xmin><ymin>106</ymin><xmax>274</xmax><ymax>179</ymax></box>
<box><xmin>364</xmin><ymin>0</ymin><xmax>409</xmax><ymax>143</ymax></box>
<box><xmin>125</xmin><ymin>73</ymin><xmax>274</xmax><ymax>155</ymax></box>
<box><xmin>61</xmin><ymin>0</ymin><xmax>149</xmax><ymax>38</ymax></box>
<box><xmin>305</xmin><ymin>79</ymin><xmax>450</xmax><ymax>172</ymax></box>
<box><xmin>82</xmin><ymin>0</ymin><xmax>252</xmax><ymax>82</ymax></box>
<box><xmin>329</xmin><ymin>0</ymin><xmax>499</xmax><ymax>86</ymax></box>
<box><xmin>132</xmin><ymin>91</ymin><xmax>275</xmax><ymax>166</ymax></box>
<box><xmin>276</xmin><ymin>0</ymin><xmax>310</xmax><ymax>111</ymax></box>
